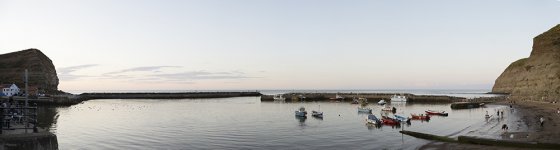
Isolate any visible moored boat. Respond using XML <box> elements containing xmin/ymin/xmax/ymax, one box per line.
<box><xmin>425</xmin><ymin>110</ymin><xmax>448</xmax><ymax>116</ymax></box>
<box><xmin>358</xmin><ymin>107</ymin><xmax>372</xmax><ymax>113</ymax></box>
<box><xmin>381</xmin><ymin>116</ymin><xmax>401</xmax><ymax>125</ymax></box>
<box><xmin>366</xmin><ymin>114</ymin><xmax>381</xmax><ymax>125</ymax></box>
<box><xmin>351</xmin><ymin>98</ymin><xmax>359</xmax><ymax>104</ymax></box>
<box><xmin>273</xmin><ymin>94</ymin><xmax>286</xmax><ymax>101</ymax></box>
<box><xmin>378</xmin><ymin>99</ymin><xmax>386</xmax><ymax>105</ymax></box>
<box><xmin>295</xmin><ymin>107</ymin><xmax>307</xmax><ymax>117</ymax></box>
<box><xmin>312</xmin><ymin>110</ymin><xmax>323</xmax><ymax>118</ymax></box>
<box><xmin>336</xmin><ymin>94</ymin><xmax>344</xmax><ymax>100</ymax></box>
<box><xmin>381</xmin><ymin>105</ymin><xmax>392</xmax><ymax>111</ymax></box>
<box><xmin>390</xmin><ymin>94</ymin><xmax>407</xmax><ymax>102</ymax></box>
<box><xmin>410</xmin><ymin>113</ymin><xmax>430</xmax><ymax>120</ymax></box>
<box><xmin>394</xmin><ymin>114</ymin><xmax>410</xmax><ymax>122</ymax></box>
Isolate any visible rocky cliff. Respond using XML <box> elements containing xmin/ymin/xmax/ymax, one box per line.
<box><xmin>0</xmin><ymin>49</ymin><xmax>59</xmax><ymax>94</ymax></box>
<box><xmin>492</xmin><ymin>24</ymin><xmax>560</xmax><ymax>101</ymax></box>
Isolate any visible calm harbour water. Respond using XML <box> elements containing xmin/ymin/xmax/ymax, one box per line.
<box><xmin>39</xmin><ymin>90</ymin><xmax>505</xmax><ymax>149</ymax></box>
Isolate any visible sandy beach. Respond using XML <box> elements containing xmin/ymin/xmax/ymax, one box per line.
<box><xmin>419</xmin><ymin>99</ymin><xmax>560</xmax><ymax>149</ymax></box>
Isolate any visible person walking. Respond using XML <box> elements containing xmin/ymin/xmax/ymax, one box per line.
<box><xmin>501</xmin><ymin>110</ymin><xmax>504</xmax><ymax>117</ymax></box>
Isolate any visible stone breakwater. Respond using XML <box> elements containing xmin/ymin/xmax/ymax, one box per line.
<box><xmin>5</xmin><ymin>92</ymin><xmax>263</xmax><ymax>106</ymax></box>
<box><xmin>261</xmin><ymin>93</ymin><xmax>465</xmax><ymax>103</ymax></box>
<box><xmin>79</xmin><ymin>92</ymin><xmax>262</xmax><ymax>100</ymax></box>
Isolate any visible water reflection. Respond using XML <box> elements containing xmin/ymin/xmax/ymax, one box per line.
<box><xmin>295</xmin><ymin>116</ymin><xmax>306</xmax><ymax>126</ymax></box>
<box><xmin>36</xmin><ymin>105</ymin><xmax>65</xmax><ymax>131</ymax></box>
<box><xmin>366</xmin><ymin>124</ymin><xmax>382</xmax><ymax>130</ymax></box>
<box><xmin>48</xmin><ymin>98</ymin><xmax>508</xmax><ymax>149</ymax></box>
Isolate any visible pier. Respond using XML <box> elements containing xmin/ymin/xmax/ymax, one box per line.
<box><xmin>261</xmin><ymin>93</ymin><xmax>465</xmax><ymax>103</ymax></box>
<box><xmin>79</xmin><ymin>91</ymin><xmax>262</xmax><ymax>100</ymax></box>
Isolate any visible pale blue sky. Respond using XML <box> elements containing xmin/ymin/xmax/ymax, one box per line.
<box><xmin>1</xmin><ymin>0</ymin><xmax>559</xmax><ymax>91</ymax></box>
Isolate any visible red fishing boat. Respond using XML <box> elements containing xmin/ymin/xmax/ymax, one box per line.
<box><xmin>381</xmin><ymin>116</ymin><xmax>400</xmax><ymax>125</ymax></box>
<box><xmin>410</xmin><ymin>113</ymin><xmax>430</xmax><ymax>120</ymax></box>
<box><xmin>425</xmin><ymin>110</ymin><xmax>448</xmax><ymax>116</ymax></box>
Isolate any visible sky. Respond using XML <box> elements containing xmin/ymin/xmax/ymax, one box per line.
<box><xmin>1</xmin><ymin>0</ymin><xmax>560</xmax><ymax>91</ymax></box>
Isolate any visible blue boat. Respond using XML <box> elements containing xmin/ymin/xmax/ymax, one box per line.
<box><xmin>295</xmin><ymin>107</ymin><xmax>307</xmax><ymax>117</ymax></box>
<box><xmin>366</xmin><ymin>114</ymin><xmax>381</xmax><ymax>125</ymax></box>
<box><xmin>394</xmin><ymin>114</ymin><xmax>410</xmax><ymax>122</ymax></box>
<box><xmin>358</xmin><ymin>107</ymin><xmax>372</xmax><ymax>113</ymax></box>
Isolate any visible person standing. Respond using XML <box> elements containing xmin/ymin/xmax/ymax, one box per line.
<box><xmin>540</xmin><ymin>117</ymin><xmax>545</xmax><ymax>127</ymax></box>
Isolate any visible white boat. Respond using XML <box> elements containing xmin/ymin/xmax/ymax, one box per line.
<box><xmin>273</xmin><ymin>94</ymin><xmax>286</xmax><ymax>101</ymax></box>
<box><xmin>391</xmin><ymin>95</ymin><xmax>407</xmax><ymax>102</ymax></box>
<box><xmin>312</xmin><ymin>111</ymin><xmax>323</xmax><ymax>118</ymax></box>
<box><xmin>358</xmin><ymin>107</ymin><xmax>372</xmax><ymax>113</ymax></box>
<box><xmin>351</xmin><ymin>98</ymin><xmax>359</xmax><ymax>104</ymax></box>
<box><xmin>336</xmin><ymin>94</ymin><xmax>344</xmax><ymax>100</ymax></box>
<box><xmin>381</xmin><ymin>105</ymin><xmax>392</xmax><ymax>111</ymax></box>
<box><xmin>312</xmin><ymin>105</ymin><xmax>323</xmax><ymax>118</ymax></box>
<box><xmin>378</xmin><ymin>99</ymin><xmax>386</xmax><ymax>105</ymax></box>
<box><xmin>295</xmin><ymin>107</ymin><xmax>307</xmax><ymax>117</ymax></box>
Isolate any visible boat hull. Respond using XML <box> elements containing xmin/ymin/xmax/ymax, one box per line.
<box><xmin>295</xmin><ymin>111</ymin><xmax>307</xmax><ymax>117</ymax></box>
<box><xmin>425</xmin><ymin>110</ymin><xmax>448</xmax><ymax>116</ymax></box>
<box><xmin>411</xmin><ymin>114</ymin><xmax>430</xmax><ymax>120</ymax></box>
<box><xmin>358</xmin><ymin>108</ymin><xmax>372</xmax><ymax>113</ymax></box>
<box><xmin>312</xmin><ymin>111</ymin><xmax>323</xmax><ymax>118</ymax></box>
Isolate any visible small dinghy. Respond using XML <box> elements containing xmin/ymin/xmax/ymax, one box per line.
<box><xmin>411</xmin><ymin>113</ymin><xmax>430</xmax><ymax>120</ymax></box>
<box><xmin>295</xmin><ymin>107</ymin><xmax>307</xmax><ymax>117</ymax></box>
<box><xmin>358</xmin><ymin>107</ymin><xmax>372</xmax><ymax>113</ymax></box>
<box><xmin>378</xmin><ymin>99</ymin><xmax>386</xmax><ymax>105</ymax></box>
<box><xmin>394</xmin><ymin>114</ymin><xmax>410</xmax><ymax>122</ymax></box>
<box><xmin>425</xmin><ymin>110</ymin><xmax>448</xmax><ymax>116</ymax></box>
<box><xmin>312</xmin><ymin>111</ymin><xmax>323</xmax><ymax>118</ymax></box>
<box><xmin>366</xmin><ymin>114</ymin><xmax>381</xmax><ymax>125</ymax></box>
<box><xmin>381</xmin><ymin>116</ymin><xmax>401</xmax><ymax>125</ymax></box>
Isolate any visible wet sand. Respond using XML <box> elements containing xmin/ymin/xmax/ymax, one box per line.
<box><xmin>419</xmin><ymin>100</ymin><xmax>560</xmax><ymax>149</ymax></box>
<box><xmin>505</xmin><ymin>100</ymin><xmax>560</xmax><ymax>144</ymax></box>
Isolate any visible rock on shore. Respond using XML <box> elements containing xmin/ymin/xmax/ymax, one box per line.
<box><xmin>492</xmin><ymin>24</ymin><xmax>560</xmax><ymax>101</ymax></box>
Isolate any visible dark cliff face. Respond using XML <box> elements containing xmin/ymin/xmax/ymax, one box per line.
<box><xmin>492</xmin><ymin>25</ymin><xmax>560</xmax><ymax>101</ymax></box>
<box><xmin>0</xmin><ymin>49</ymin><xmax>59</xmax><ymax>94</ymax></box>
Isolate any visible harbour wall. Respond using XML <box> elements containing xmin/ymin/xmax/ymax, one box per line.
<box><xmin>4</xmin><ymin>92</ymin><xmax>263</xmax><ymax>106</ymax></box>
<box><xmin>79</xmin><ymin>92</ymin><xmax>262</xmax><ymax>100</ymax></box>
<box><xmin>261</xmin><ymin>93</ymin><xmax>465</xmax><ymax>103</ymax></box>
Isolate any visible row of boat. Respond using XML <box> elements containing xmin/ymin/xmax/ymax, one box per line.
<box><xmin>295</xmin><ymin>107</ymin><xmax>323</xmax><ymax>118</ymax></box>
<box><xmin>296</xmin><ymin>105</ymin><xmax>448</xmax><ymax>121</ymax></box>
<box><xmin>275</xmin><ymin>94</ymin><xmax>408</xmax><ymax>103</ymax></box>
<box><xmin>365</xmin><ymin>110</ymin><xmax>448</xmax><ymax>126</ymax></box>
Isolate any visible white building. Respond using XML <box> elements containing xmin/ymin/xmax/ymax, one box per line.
<box><xmin>1</xmin><ymin>84</ymin><xmax>19</xmax><ymax>97</ymax></box>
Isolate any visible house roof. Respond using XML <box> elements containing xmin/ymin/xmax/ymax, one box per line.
<box><xmin>0</xmin><ymin>84</ymin><xmax>17</xmax><ymax>89</ymax></box>
<box><xmin>0</xmin><ymin>84</ymin><xmax>12</xmax><ymax>89</ymax></box>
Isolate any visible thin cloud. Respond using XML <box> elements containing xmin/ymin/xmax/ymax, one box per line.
<box><xmin>104</xmin><ymin>66</ymin><xmax>182</xmax><ymax>75</ymax></box>
<box><xmin>154</xmin><ymin>71</ymin><xmax>255</xmax><ymax>80</ymax></box>
<box><xmin>58</xmin><ymin>64</ymin><xmax>98</xmax><ymax>80</ymax></box>
<box><xmin>58</xmin><ymin>64</ymin><xmax>98</xmax><ymax>74</ymax></box>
